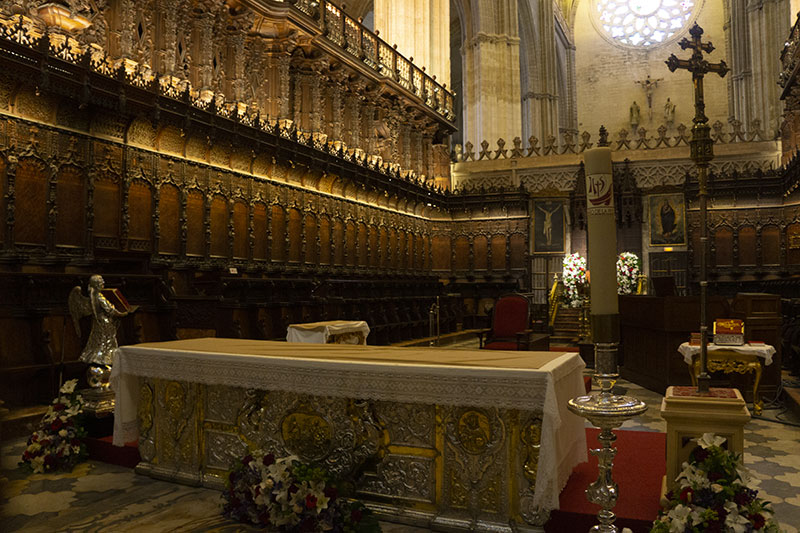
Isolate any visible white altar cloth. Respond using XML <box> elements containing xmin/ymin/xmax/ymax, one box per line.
<box><xmin>111</xmin><ymin>338</ymin><xmax>586</xmax><ymax>511</ymax></box>
<box><xmin>678</xmin><ymin>342</ymin><xmax>775</xmax><ymax>366</ymax></box>
<box><xmin>287</xmin><ymin>320</ymin><xmax>370</xmax><ymax>344</ymax></box>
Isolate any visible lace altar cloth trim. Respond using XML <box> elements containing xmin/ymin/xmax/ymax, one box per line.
<box><xmin>678</xmin><ymin>342</ymin><xmax>775</xmax><ymax>366</ymax></box>
<box><xmin>111</xmin><ymin>338</ymin><xmax>587</xmax><ymax>511</ymax></box>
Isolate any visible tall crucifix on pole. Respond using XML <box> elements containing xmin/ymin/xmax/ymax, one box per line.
<box><xmin>666</xmin><ymin>23</ymin><xmax>728</xmax><ymax>393</ymax></box>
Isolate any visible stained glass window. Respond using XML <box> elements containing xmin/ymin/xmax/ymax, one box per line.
<box><xmin>594</xmin><ymin>0</ymin><xmax>696</xmax><ymax>47</ymax></box>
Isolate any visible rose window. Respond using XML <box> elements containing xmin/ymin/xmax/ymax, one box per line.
<box><xmin>593</xmin><ymin>0</ymin><xmax>697</xmax><ymax>48</ymax></box>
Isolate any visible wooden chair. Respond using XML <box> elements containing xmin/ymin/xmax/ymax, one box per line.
<box><xmin>478</xmin><ymin>294</ymin><xmax>544</xmax><ymax>351</ymax></box>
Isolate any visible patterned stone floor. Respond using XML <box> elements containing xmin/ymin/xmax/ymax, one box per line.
<box><xmin>1</xmin><ymin>368</ymin><xmax>798</xmax><ymax>531</ymax></box>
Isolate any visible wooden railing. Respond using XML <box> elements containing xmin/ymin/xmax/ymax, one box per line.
<box><xmin>289</xmin><ymin>0</ymin><xmax>454</xmax><ymax>121</ymax></box>
<box><xmin>548</xmin><ymin>275</ymin><xmax>563</xmax><ymax>328</ymax></box>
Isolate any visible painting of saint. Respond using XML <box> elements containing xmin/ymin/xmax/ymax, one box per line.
<box><xmin>649</xmin><ymin>193</ymin><xmax>686</xmax><ymax>246</ymax></box>
<box><xmin>533</xmin><ymin>200</ymin><xmax>565</xmax><ymax>253</ymax></box>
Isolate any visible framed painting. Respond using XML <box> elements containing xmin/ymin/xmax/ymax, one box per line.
<box><xmin>648</xmin><ymin>193</ymin><xmax>686</xmax><ymax>246</ymax></box>
<box><xmin>533</xmin><ymin>200</ymin><xmax>565</xmax><ymax>253</ymax></box>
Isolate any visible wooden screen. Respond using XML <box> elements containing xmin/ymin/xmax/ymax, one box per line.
<box><xmin>454</xmin><ymin>236</ymin><xmax>469</xmax><ymax>270</ymax></box>
<box><xmin>210</xmin><ymin>195</ymin><xmax>228</xmax><ymax>257</ymax></box>
<box><xmin>93</xmin><ymin>174</ymin><xmax>120</xmax><ymax>248</ymax></box>
<box><xmin>287</xmin><ymin>208</ymin><xmax>302</xmax><ymax>263</ymax></box>
<box><xmin>433</xmin><ymin>235</ymin><xmax>451</xmax><ymax>271</ymax></box>
<box><xmin>304</xmin><ymin>214</ymin><xmax>317</xmax><ymax>264</ymax></box>
<box><xmin>128</xmin><ymin>181</ymin><xmax>153</xmax><ymax>251</ymax></box>
<box><xmin>510</xmin><ymin>234</ymin><xmax>526</xmax><ymax>269</ymax></box>
<box><xmin>332</xmin><ymin>219</ymin><xmax>344</xmax><ymax>266</ymax></box>
<box><xmin>15</xmin><ymin>158</ymin><xmax>48</xmax><ymax>245</ymax></box>
<box><xmin>319</xmin><ymin>217</ymin><xmax>331</xmax><ymax>265</ymax></box>
<box><xmin>473</xmin><ymin>235</ymin><xmax>488</xmax><ymax>271</ymax></box>
<box><xmin>345</xmin><ymin>222</ymin><xmax>356</xmax><ymax>266</ymax></box>
<box><xmin>416</xmin><ymin>235</ymin><xmax>424</xmax><ymax>269</ymax></box>
<box><xmin>271</xmin><ymin>205</ymin><xmax>286</xmax><ymax>262</ymax></box>
<box><xmin>761</xmin><ymin>225</ymin><xmax>780</xmax><ymax>266</ymax></box>
<box><xmin>388</xmin><ymin>229</ymin><xmax>398</xmax><ymax>268</ymax></box>
<box><xmin>252</xmin><ymin>202</ymin><xmax>268</xmax><ymax>260</ymax></box>
<box><xmin>232</xmin><ymin>200</ymin><xmax>248</xmax><ymax>259</ymax></box>
<box><xmin>491</xmin><ymin>235</ymin><xmax>506</xmax><ymax>271</ymax></box>
<box><xmin>738</xmin><ymin>226</ymin><xmax>756</xmax><ymax>266</ymax></box>
<box><xmin>713</xmin><ymin>227</ymin><xmax>733</xmax><ymax>267</ymax></box>
<box><xmin>369</xmin><ymin>226</ymin><xmax>379</xmax><ymax>268</ymax></box>
<box><xmin>185</xmin><ymin>190</ymin><xmax>205</xmax><ymax>256</ymax></box>
<box><xmin>357</xmin><ymin>223</ymin><xmax>368</xmax><ymax>266</ymax></box>
<box><xmin>158</xmin><ymin>184</ymin><xmax>180</xmax><ymax>254</ymax></box>
<box><xmin>55</xmin><ymin>165</ymin><xmax>84</xmax><ymax>247</ymax></box>
<box><xmin>379</xmin><ymin>227</ymin><xmax>388</xmax><ymax>268</ymax></box>
<box><xmin>787</xmin><ymin>223</ymin><xmax>800</xmax><ymax>265</ymax></box>
<box><xmin>0</xmin><ymin>157</ymin><xmax>5</xmax><ymax>243</ymax></box>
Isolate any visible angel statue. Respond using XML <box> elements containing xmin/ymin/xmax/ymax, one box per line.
<box><xmin>69</xmin><ymin>275</ymin><xmax>137</xmax><ymax>388</ymax></box>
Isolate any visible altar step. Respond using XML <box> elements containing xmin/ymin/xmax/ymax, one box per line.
<box><xmin>392</xmin><ymin>328</ymin><xmax>481</xmax><ymax>348</ymax></box>
<box><xmin>551</xmin><ymin>306</ymin><xmax>582</xmax><ymax>345</ymax></box>
<box><xmin>0</xmin><ymin>404</ymin><xmax>47</xmax><ymax>440</ymax></box>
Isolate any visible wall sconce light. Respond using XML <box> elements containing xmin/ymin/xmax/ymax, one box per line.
<box><xmin>37</xmin><ymin>3</ymin><xmax>91</xmax><ymax>32</ymax></box>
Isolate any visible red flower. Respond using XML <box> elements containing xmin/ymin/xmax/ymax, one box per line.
<box><xmin>750</xmin><ymin>513</ymin><xmax>766</xmax><ymax>529</ymax></box>
<box><xmin>350</xmin><ymin>508</ymin><xmax>363</xmax><ymax>522</ymax></box>
<box><xmin>679</xmin><ymin>487</ymin><xmax>693</xmax><ymax>503</ymax></box>
<box><xmin>53</xmin><ymin>403</ymin><xmax>66</xmax><ymax>411</ymax></box>
<box><xmin>708</xmin><ymin>471</ymin><xmax>724</xmax><ymax>482</ymax></box>
<box><xmin>51</xmin><ymin>419</ymin><xmax>63</xmax><ymax>431</ymax></box>
<box><xmin>262</xmin><ymin>453</ymin><xmax>275</xmax><ymax>466</ymax></box>
<box><xmin>241</xmin><ymin>454</ymin><xmax>253</xmax><ymax>465</ymax></box>
<box><xmin>305</xmin><ymin>493</ymin><xmax>317</xmax><ymax>509</ymax></box>
<box><xmin>324</xmin><ymin>486</ymin><xmax>338</xmax><ymax>502</ymax></box>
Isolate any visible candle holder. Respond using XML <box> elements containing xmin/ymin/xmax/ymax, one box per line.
<box><xmin>568</xmin><ymin>342</ymin><xmax>647</xmax><ymax>533</ymax></box>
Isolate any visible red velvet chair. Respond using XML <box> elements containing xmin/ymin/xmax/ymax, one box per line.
<box><xmin>478</xmin><ymin>294</ymin><xmax>537</xmax><ymax>350</ymax></box>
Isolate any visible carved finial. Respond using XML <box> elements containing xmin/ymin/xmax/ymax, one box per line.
<box><xmin>598</xmin><ymin>126</ymin><xmax>610</xmax><ymax>147</ymax></box>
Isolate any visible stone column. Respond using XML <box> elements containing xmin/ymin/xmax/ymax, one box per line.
<box><xmin>460</xmin><ymin>0</ymin><xmax>522</xmax><ymax>150</ymax></box>
<box><xmin>373</xmin><ymin>0</ymin><xmax>450</xmax><ymax>86</ymax></box>
<box><xmin>725</xmin><ymin>0</ymin><xmax>790</xmax><ymax>135</ymax></box>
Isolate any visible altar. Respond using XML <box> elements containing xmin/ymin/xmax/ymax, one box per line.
<box><xmin>111</xmin><ymin>338</ymin><xmax>586</xmax><ymax>532</ymax></box>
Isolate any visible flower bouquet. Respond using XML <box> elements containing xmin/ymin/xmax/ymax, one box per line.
<box><xmin>20</xmin><ymin>379</ymin><xmax>88</xmax><ymax>473</ymax></box>
<box><xmin>562</xmin><ymin>252</ymin><xmax>587</xmax><ymax>308</ymax></box>
<box><xmin>616</xmin><ymin>252</ymin><xmax>640</xmax><ymax>295</ymax></box>
<box><xmin>651</xmin><ymin>433</ymin><xmax>782</xmax><ymax>533</ymax></box>
<box><xmin>223</xmin><ymin>451</ymin><xmax>381</xmax><ymax>532</ymax></box>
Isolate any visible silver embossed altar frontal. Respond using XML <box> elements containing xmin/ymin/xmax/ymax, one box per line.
<box><xmin>111</xmin><ymin>338</ymin><xmax>586</xmax><ymax>532</ymax></box>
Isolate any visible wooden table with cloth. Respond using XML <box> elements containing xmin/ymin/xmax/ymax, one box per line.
<box><xmin>678</xmin><ymin>341</ymin><xmax>776</xmax><ymax>415</ymax></box>
<box><xmin>110</xmin><ymin>338</ymin><xmax>587</xmax><ymax>532</ymax></box>
<box><xmin>286</xmin><ymin>319</ymin><xmax>370</xmax><ymax>344</ymax></box>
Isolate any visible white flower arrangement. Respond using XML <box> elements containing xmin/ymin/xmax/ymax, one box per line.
<box><xmin>651</xmin><ymin>434</ymin><xmax>781</xmax><ymax>533</ymax></box>
<box><xmin>562</xmin><ymin>252</ymin><xmax>587</xmax><ymax>308</ymax></box>
<box><xmin>616</xmin><ymin>252</ymin><xmax>640</xmax><ymax>295</ymax></box>
<box><xmin>20</xmin><ymin>379</ymin><xmax>87</xmax><ymax>473</ymax></box>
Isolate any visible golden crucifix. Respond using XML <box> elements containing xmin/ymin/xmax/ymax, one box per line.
<box><xmin>666</xmin><ymin>23</ymin><xmax>729</xmax><ymax>393</ymax></box>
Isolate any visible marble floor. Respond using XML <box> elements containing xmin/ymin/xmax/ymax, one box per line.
<box><xmin>2</xmin><ymin>370</ymin><xmax>799</xmax><ymax>532</ymax></box>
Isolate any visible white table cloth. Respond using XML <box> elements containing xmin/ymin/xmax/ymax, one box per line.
<box><xmin>678</xmin><ymin>342</ymin><xmax>775</xmax><ymax>366</ymax></box>
<box><xmin>287</xmin><ymin>320</ymin><xmax>370</xmax><ymax>344</ymax></box>
<box><xmin>111</xmin><ymin>338</ymin><xmax>586</xmax><ymax>512</ymax></box>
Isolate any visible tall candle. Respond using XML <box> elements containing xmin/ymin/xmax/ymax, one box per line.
<box><xmin>583</xmin><ymin>147</ymin><xmax>619</xmax><ymax>317</ymax></box>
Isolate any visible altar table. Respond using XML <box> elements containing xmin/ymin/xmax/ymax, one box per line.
<box><xmin>287</xmin><ymin>320</ymin><xmax>370</xmax><ymax>344</ymax></box>
<box><xmin>678</xmin><ymin>342</ymin><xmax>775</xmax><ymax>415</ymax></box>
<box><xmin>111</xmin><ymin>338</ymin><xmax>586</xmax><ymax>532</ymax></box>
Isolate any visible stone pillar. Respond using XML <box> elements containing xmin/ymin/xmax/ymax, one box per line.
<box><xmin>461</xmin><ymin>0</ymin><xmax>522</xmax><ymax>150</ymax></box>
<box><xmin>725</xmin><ymin>0</ymin><xmax>790</xmax><ymax>135</ymax></box>
<box><xmin>373</xmin><ymin>0</ymin><xmax>450</xmax><ymax>87</ymax></box>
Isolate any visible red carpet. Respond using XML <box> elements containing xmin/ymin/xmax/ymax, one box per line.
<box><xmin>546</xmin><ymin>428</ymin><xmax>666</xmax><ymax>533</ymax></box>
<box><xmin>85</xmin><ymin>435</ymin><xmax>141</xmax><ymax>468</ymax></box>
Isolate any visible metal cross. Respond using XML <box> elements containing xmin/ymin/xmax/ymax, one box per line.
<box><xmin>666</xmin><ymin>23</ymin><xmax>729</xmax><ymax>130</ymax></box>
<box><xmin>665</xmin><ymin>23</ymin><xmax>728</xmax><ymax>394</ymax></box>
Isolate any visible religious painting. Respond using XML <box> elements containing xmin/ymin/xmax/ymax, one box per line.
<box><xmin>533</xmin><ymin>200</ymin><xmax>565</xmax><ymax>253</ymax></box>
<box><xmin>648</xmin><ymin>193</ymin><xmax>686</xmax><ymax>246</ymax></box>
